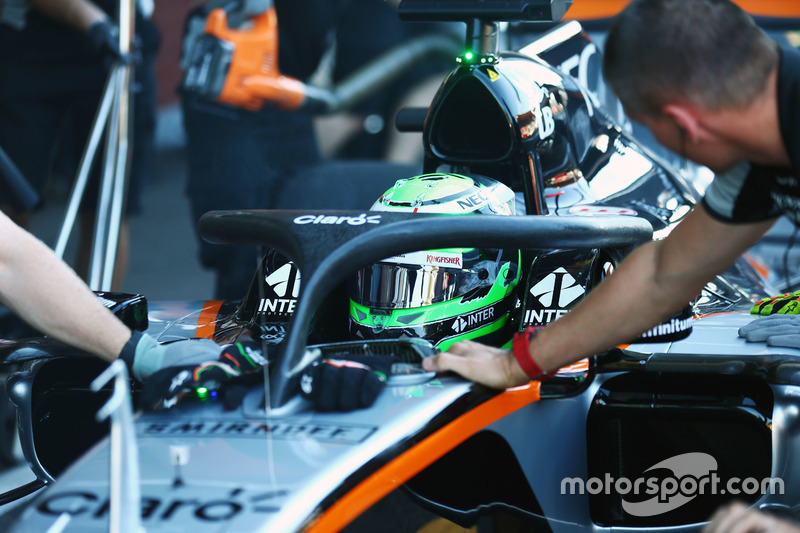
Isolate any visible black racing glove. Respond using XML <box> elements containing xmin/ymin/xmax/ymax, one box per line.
<box><xmin>86</xmin><ymin>19</ymin><xmax>130</xmax><ymax>65</ymax></box>
<box><xmin>300</xmin><ymin>355</ymin><xmax>397</xmax><ymax>412</ymax></box>
<box><xmin>138</xmin><ymin>342</ymin><xmax>268</xmax><ymax>410</ymax></box>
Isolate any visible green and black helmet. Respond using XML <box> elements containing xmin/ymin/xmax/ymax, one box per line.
<box><xmin>347</xmin><ymin>173</ymin><xmax>521</xmax><ymax>351</ymax></box>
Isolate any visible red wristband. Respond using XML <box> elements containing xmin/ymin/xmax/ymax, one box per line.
<box><xmin>512</xmin><ymin>326</ymin><xmax>551</xmax><ymax>380</ymax></box>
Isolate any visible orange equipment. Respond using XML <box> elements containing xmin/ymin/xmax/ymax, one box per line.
<box><xmin>182</xmin><ymin>5</ymin><xmax>307</xmax><ymax>111</ymax></box>
<box><xmin>565</xmin><ymin>0</ymin><xmax>800</xmax><ymax>20</ymax></box>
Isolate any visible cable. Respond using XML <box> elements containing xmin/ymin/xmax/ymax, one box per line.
<box><xmin>783</xmin><ymin>223</ymin><xmax>799</xmax><ymax>292</ymax></box>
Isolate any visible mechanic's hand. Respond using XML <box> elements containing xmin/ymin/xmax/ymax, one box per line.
<box><xmin>300</xmin><ymin>354</ymin><xmax>396</xmax><ymax>412</ymax></box>
<box><xmin>751</xmin><ymin>291</ymin><xmax>800</xmax><ymax>315</ymax></box>
<box><xmin>421</xmin><ymin>339</ymin><xmax>530</xmax><ymax>389</ymax></box>
<box><xmin>120</xmin><ymin>330</ymin><xmax>224</xmax><ymax>381</ymax></box>
<box><xmin>139</xmin><ymin>342</ymin><xmax>267</xmax><ymax>410</ymax></box>
<box><xmin>703</xmin><ymin>501</ymin><xmax>800</xmax><ymax>533</ymax></box>
<box><xmin>738</xmin><ymin>314</ymin><xmax>800</xmax><ymax>349</ymax></box>
<box><xmin>86</xmin><ymin>19</ymin><xmax>131</xmax><ymax>65</ymax></box>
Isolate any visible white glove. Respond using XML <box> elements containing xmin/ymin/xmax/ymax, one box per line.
<box><xmin>738</xmin><ymin>314</ymin><xmax>800</xmax><ymax>349</ymax></box>
<box><xmin>119</xmin><ymin>331</ymin><xmax>222</xmax><ymax>381</ymax></box>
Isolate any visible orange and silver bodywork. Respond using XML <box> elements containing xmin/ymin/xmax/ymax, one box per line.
<box><xmin>4</xmin><ymin>298</ymin><xmax>792</xmax><ymax>531</ymax></box>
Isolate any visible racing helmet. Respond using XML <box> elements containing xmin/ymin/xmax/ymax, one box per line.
<box><xmin>348</xmin><ymin>173</ymin><xmax>521</xmax><ymax>351</ymax></box>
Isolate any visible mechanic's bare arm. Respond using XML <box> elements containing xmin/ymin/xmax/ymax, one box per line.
<box><xmin>423</xmin><ymin>206</ymin><xmax>777</xmax><ymax>388</ymax></box>
<box><xmin>27</xmin><ymin>0</ymin><xmax>107</xmax><ymax>31</ymax></box>
<box><xmin>0</xmin><ymin>211</ymin><xmax>130</xmax><ymax>361</ymax></box>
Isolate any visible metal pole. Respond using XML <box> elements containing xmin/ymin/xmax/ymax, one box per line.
<box><xmin>89</xmin><ymin>67</ymin><xmax>121</xmax><ymax>290</ymax></box>
<box><xmin>103</xmin><ymin>62</ymin><xmax>131</xmax><ymax>288</ymax></box>
<box><xmin>88</xmin><ymin>0</ymin><xmax>136</xmax><ymax>291</ymax></box>
<box><xmin>54</xmin><ymin>70</ymin><xmax>116</xmax><ymax>259</ymax></box>
<box><xmin>102</xmin><ymin>0</ymin><xmax>136</xmax><ymax>289</ymax></box>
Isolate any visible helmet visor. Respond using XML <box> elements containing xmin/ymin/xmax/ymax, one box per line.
<box><xmin>349</xmin><ymin>251</ymin><xmax>502</xmax><ymax>309</ymax></box>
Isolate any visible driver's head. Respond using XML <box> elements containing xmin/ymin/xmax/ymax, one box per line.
<box><xmin>347</xmin><ymin>173</ymin><xmax>521</xmax><ymax>350</ymax></box>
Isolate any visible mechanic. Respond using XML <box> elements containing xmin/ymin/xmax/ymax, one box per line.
<box><xmin>425</xmin><ymin>0</ymin><xmax>796</xmax><ymax>395</ymax></box>
<box><xmin>0</xmin><ymin>0</ymin><xmax>159</xmax><ymax>290</ymax></box>
<box><xmin>425</xmin><ymin>0</ymin><xmax>797</xmax><ymax>384</ymax></box>
<box><xmin>181</xmin><ymin>0</ymin><xmax>343</xmax><ymax>299</ymax></box>
<box><xmin>421</xmin><ymin>0</ymin><xmax>799</xmax><ymax>528</ymax></box>
<box><xmin>0</xmin><ymin>209</ymin><xmax>220</xmax><ymax>380</ymax></box>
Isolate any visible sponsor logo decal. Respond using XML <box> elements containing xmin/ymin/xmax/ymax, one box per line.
<box><xmin>524</xmin><ymin>267</ymin><xmax>585</xmax><ymax>325</ymax></box>
<box><xmin>140</xmin><ymin>420</ymin><xmax>376</xmax><ymax>444</ymax></box>
<box><xmin>258</xmin><ymin>323</ymin><xmax>286</xmax><ymax>344</ymax></box>
<box><xmin>293</xmin><ymin>214</ymin><xmax>380</xmax><ymax>225</ymax></box>
<box><xmin>539</xmin><ymin>104</ymin><xmax>555</xmax><ymax>139</ymax></box>
<box><xmin>37</xmin><ymin>487</ymin><xmax>289</xmax><ymax>523</ymax></box>
<box><xmin>521</xmin><ymin>100</ymin><xmax>556</xmax><ymax>140</ymax></box>
<box><xmin>265</xmin><ymin>263</ymin><xmax>299</xmax><ymax>298</ymax></box>
<box><xmin>258</xmin><ymin>262</ymin><xmax>301</xmax><ymax>316</ymax></box>
<box><xmin>425</xmin><ymin>253</ymin><xmax>461</xmax><ymax>267</ymax></box>
<box><xmin>639</xmin><ymin>316</ymin><xmax>693</xmax><ymax>339</ymax></box>
<box><xmin>381</xmin><ymin>250</ymin><xmax>463</xmax><ymax>269</ymax></box>
<box><xmin>452</xmin><ymin>306</ymin><xmax>495</xmax><ymax>333</ymax></box>
<box><xmin>456</xmin><ymin>191</ymin><xmax>488</xmax><ymax>211</ymax></box>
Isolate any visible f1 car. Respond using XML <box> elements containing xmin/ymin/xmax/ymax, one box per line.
<box><xmin>0</xmin><ymin>1</ymin><xmax>795</xmax><ymax>531</ymax></box>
